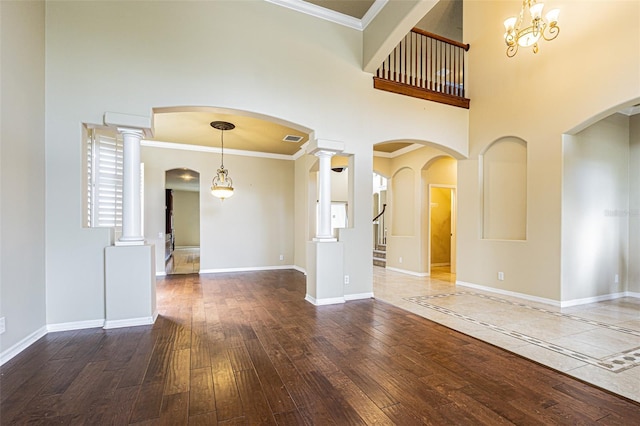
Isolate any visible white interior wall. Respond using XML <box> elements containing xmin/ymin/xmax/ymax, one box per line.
<box><xmin>143</xmin><ymin>146</ymin><xmax>294</xmax><ymax>274</ymax></box>
<box><xmin>385</xmin><ymin>147</ymin><xmax>458</xmax><ymax>275</ymax></box>
<box><xmin>626</xmin><ymin>114</ymin><xmax>640</xmax><ymax>295</ymax></box>
<box><xmin>43</xmin><ymin>0</ymin><xmax>467</xmax><ymax>325</ymax></box>
<box><xmin>562</xmin><ymin>114</ymin><xmax>630</xmax><ymax>301</ymax></box>
<box><xmin>461</xmin><ymin>0</ymin><xmax>640</xmax><ymax>301</ymax></box>
<box><xmin>0</xmin><ymin>0</ymin><xmax>47</xmax><ymax>354</ymax></box>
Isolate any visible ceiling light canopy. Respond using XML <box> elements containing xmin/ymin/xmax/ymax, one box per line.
<box><xmin>504</xmin><ymin>0</ymin><xmax>559</xmax><ymax>57</ymax></box>
<box><xmin>210</xmin><ymin>121</ymin><xmax>235</xmax><ymax>200</ymax></box>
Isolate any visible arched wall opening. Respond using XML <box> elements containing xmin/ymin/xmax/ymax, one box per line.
<box><xmin>373</xmin><ymin>140</ymin><xmax>463</xmax><ymax>276</ymax></box>
<box><xmin>164</xmin><ymin>168</ymin><xmax>200</xmax><ymax>275</ymax></box>
<box><xmin>562</xmin><ymin>101</ymin><xmax>640</xmax><ymax>301</ymax></box>
<box><xmin>141</xmin><ymin>106</ymin><xmax>311</xmax><ymax>275</ymax></box>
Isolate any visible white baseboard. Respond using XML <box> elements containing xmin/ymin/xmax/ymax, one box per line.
<box><xmin>345</xmin><ymin>292</ymin><xmax>374</xmax><ymax>301</ymax></box>
<box><xmin>156</xmin><ymin>271</ymin><xmax>167</xmax><ymax>277</ymax></box>
<box><xmin>0</xmin><ymin>326</ymin><xmax>48</xmax><ymax>366</ymax></box>
<box><xmin>386</xmin><ymin>266</ymin><xmax>429</xmax><ymax>277</ymax></box>
<box><xmin>456</xmin><ymin>280</ymin><xmax>561</xmax><ymax>307</ymax></box>
<box><xmin>47</xmin><ymin>319</ymin><xmax>105</xmax><ymax>332</ymax></box>
<box><xmin>103</xmin><ymin>312</ymin><xmax>157</xmax><ymax>329</ymax></box>
<box><xmin>560</xmin><ymin>291</ymin><xmax>639</xmax><ymax>308</ymax></box>
<box><xmin>292</xmin><ymin>265</ymin><xmax>307</xmax><ymax>275</ymax></box>
<box><xmin>199</xmin><ymin>265</ymin><xmax>296</xmax><ymax>274</ymax></box>
<box><xmin>560</xmin><ymin>292</ymin><xmax>624</xmax><ymax>308</ymax></box>
<box><xmin>304</xmin><ymin>294</ymin><xmax>345</xmax><ymax>305</ymax></box>
<box><xmin>456</xmin><ymin>281</ymin><xmax>640</xmax><ymax>308</ymax></box>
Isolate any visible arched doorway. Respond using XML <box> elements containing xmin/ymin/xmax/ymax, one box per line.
<box><xmin>165</xmin><ymin>168</ymin><xmax>200</xmax><ymax>274</ymax></box>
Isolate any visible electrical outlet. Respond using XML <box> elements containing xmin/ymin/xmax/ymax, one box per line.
<box><xmin>279</xmin><ymin>254</ymin><xmax>284</xmax><ymax>261</ymax></box>
<box><xmin>0</xmin><ymin>317</ymin><xmax>5</xmax><ymax>334</ymax></box>
<box><xmin>344</xmin><ymin>275</ymin><xmax>350</xmax><ymax>285</ymax></box>
<box><xmin>615</xmin><ymin>274</ymin><xmax>619</xmax><ymax>284</ymax></box>
<box><xmin>399</xmin><ymin>257</ymin><xmax>403</xmax><ymax>264</ymax></box>
<box><xmin>498</xmin><ymin>272</ymin><xmax>504</xmax><ymax>281</ymax></box>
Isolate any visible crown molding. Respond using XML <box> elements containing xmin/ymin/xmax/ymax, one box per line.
<box><xmin>265</xmin><ymin>0</ymin><xmax>387</xmax><ymax>31</ymax></box>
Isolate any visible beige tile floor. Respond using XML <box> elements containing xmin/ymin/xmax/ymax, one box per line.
<box><xmin>165</xmin><ymin>247</ymin><xmax>200</xmax><ymax>275</ymax></box>
<box><xmin>373</xmin><ymin>266</ymin><xmax>640</xmax><ymax>403</ymax></box>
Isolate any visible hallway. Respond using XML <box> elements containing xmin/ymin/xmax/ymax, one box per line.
<box><xmin>374</xmin><ymin>266</ymin><xmax>640</xmax><ymax>403</ymax></box>
<box><xmin>166</xmin><ymin>247</ymin><xmax>200</xmax><ymax>275</ymax></box>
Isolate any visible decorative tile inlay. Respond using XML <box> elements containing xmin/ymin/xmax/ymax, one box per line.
<box><xmin>405</xmin><ymin>292</ymin><xmax>640</xmax><ymax>372</ymax></box>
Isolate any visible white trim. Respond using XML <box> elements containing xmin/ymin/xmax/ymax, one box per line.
<box><xmin>456</xmin><ymin>283</ymin><xmax>640</xmax><ymax>308</ymax></box>
<box><xmin>103</xmin><ymin>312</ymin><xmax>157</xmax><ymax>330</ymax></box>
<box><xmin>292</xmin><ymin>265</ymin><xmax>307</xmax><ymax>275</ymax></box>
<box><xmin>345</xmin><ymin>292</ymin><xmax>374</xmax><ymax>301</ymax></box>
<box><xmin>456</xmin><ymin>280</ymin><xmax>560</xmax><ymax>307</ymax></box>
<box><xmin>386</xmin><ymin>266</ymin><xmax>429</xmax><ymax>277</ymax></box>
<box><xmin>305</xmin><ymin>294</ymin><xmax>346</xmax><ymax>305</ymax></box>
<box><xmin>141</xmin><ymin>140</ymin><xmax>296</xmax><ymax>161</ymax></box>
<box><xmin>560</xmin><ymin>291</ymin><xmax>639</xmax><ymax>308</ymax></box>
<box><xmin>199</xmin><ymin>265</ymin><xmax>296</xmax><ymax>274</ymax></box>
<box><xmin>0</xmin><ymin>326</ymin><xmax>48</xmax><ymax>366</ymax></box>
<box><xmin>265</xmin><ymin>0</ymin><xmax>363</xmax><ymax>30</ymax></box>
<box><xmin>156</xmin><ymin>271</ymin><xmax>167</xmax><ymax>277</ymax></box>
<box><xmin>47</xmin><ymin>319</ymin><xmax>105</xmax><ymax>332</ymax></box>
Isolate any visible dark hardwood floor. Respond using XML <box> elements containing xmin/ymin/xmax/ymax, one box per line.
<box><xmin>2</xmin><ymin>270</ymin><xmax>639</xmax><ymax>424</ymax></box>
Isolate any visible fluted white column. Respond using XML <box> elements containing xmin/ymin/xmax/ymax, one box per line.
<box><xmin>314</xmin><ymin>150</ymin><xmax>336</xmax><ymax>241</ymax></box>
<box><xmin>117</xmin><ymin>128</ymin><xmax>144</xmax><ymax>245</ymax></box>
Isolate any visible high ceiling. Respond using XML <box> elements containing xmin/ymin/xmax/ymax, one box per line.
<box><xmin>149</xmin><ymin>0</ymin><xmax>462</xmax><ymax>167</ymax></box>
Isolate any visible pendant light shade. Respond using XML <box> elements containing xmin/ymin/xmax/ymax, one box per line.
<box><xmin>210</xmin><ymin>121</ymin><xmax>235</xmax><ymax>200</ymax></box>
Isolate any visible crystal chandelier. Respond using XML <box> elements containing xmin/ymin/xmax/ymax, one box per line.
<box><xmin>210</xmin><ymin>121</ymin><xmax>235</xmax><ymax>200</ymax></box>
<box><xmin>504</xmin><ymin>0</ymin><xmax>560</xmax><ymax>57</ymax></box>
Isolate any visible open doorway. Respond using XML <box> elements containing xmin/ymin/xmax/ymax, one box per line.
<box><xmin>429</xmin><ymin>185</ymin><xmax>456</xmax><ymax>275</ymax></box>
<box><xmin>165</xmin><ymin>168</ymin><xmax>200</xmax><ymax>274</ymax></box>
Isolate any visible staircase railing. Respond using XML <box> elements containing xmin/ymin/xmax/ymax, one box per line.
<box><xmin>373</xmin><ymin>203</ymin><xmax>387</xmax><ymax>247</ymax></box>
<box><xmin>372</xmin><ymin>203</ymin><xmax>386</xmax><ymax>223</ymax></box>
<box><xmin>374</xmin><ymin>28</ymin><xmax>470</xmax><ymax>108</ymax></box>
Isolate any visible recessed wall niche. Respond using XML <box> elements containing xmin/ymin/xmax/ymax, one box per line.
<box><xmin>481</xmin><ymin>137</ymin><xmax>527</xmax><ymax>240</ymax></box>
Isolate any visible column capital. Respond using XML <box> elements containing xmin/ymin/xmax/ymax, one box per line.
<box><xmin>307</xmin><ymin>138</ymin><xmax>344</xmax><ymax>155</ymax></box>
<box><xmin>104</xmin><ymin>111</ymin><xmax>153</xmax><ymax>138</ymax></box>
<box><xmin>117</xmin><ymin>127</ymin><xmax>145</xmax><ymax>138</ymax></box>
<box><xmin>313</xmin><ymin>149</ymin><xmax>336</xmax><ymax>159</ymax></box>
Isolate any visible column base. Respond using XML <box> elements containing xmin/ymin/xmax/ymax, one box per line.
<box><xmin>105</xmin><ymin>244</ymin><xmax>156</xmax><ymax>328</ymax></box>
<box><xmin>313</xmin><ymin>236</ymin><xmax>337</xmax><ymax>242</ymax></box>
<box><xmin>115</xmin><ymin>238</ymin><xmax>145</xmax><ymax>246</ymax></box>
<box><xmin>305</xmin><ymin>241</ymin><xmax>344</xmax><ymax>305</ymax></box>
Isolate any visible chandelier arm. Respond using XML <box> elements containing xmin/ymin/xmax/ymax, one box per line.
<box><xmin>507</xmin><ymin>43</ymin><xmax>518</xmax><ymax>58</ymax></box>
<box><xmin>542</xmin><ymin>24</ymin><xmax>560</xmax><ymax>42</ymax></box>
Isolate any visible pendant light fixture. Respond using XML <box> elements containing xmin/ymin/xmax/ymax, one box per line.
<box><xmin>210</xmin><ymin>121</ymin><xmax>235</xmax><ymax>200</ymax></box>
